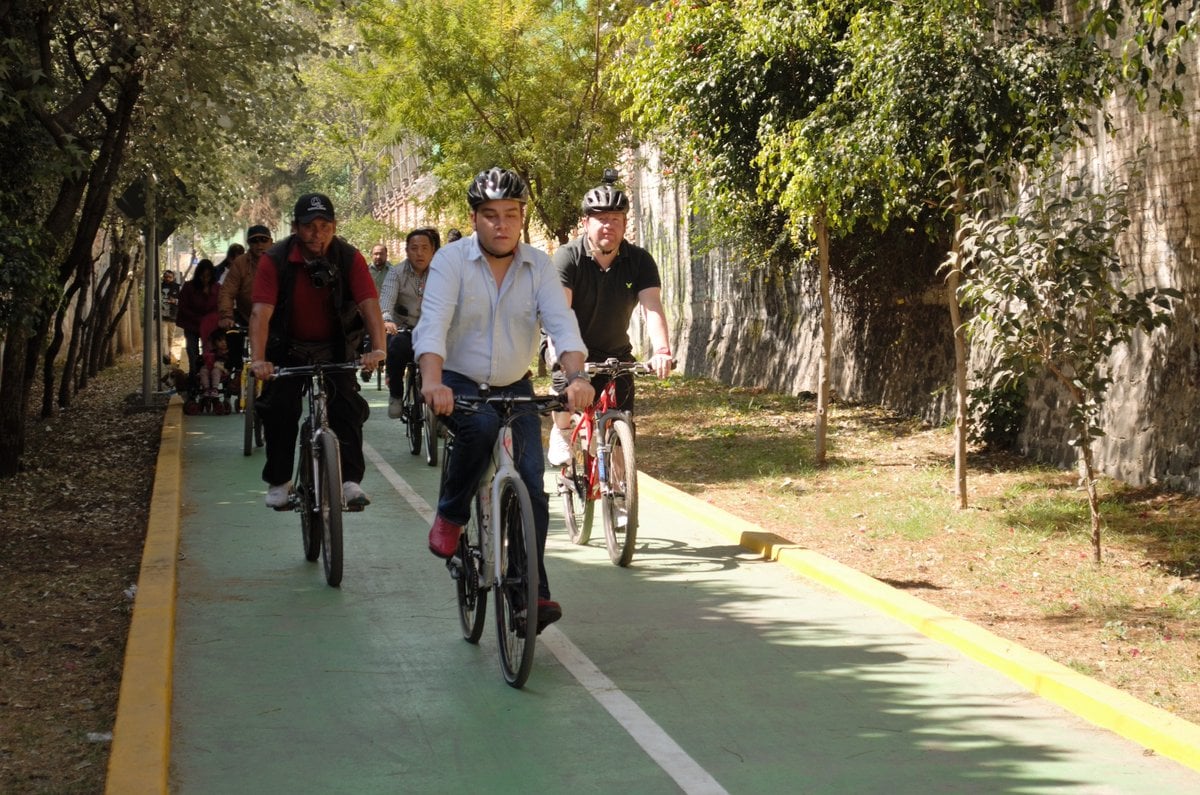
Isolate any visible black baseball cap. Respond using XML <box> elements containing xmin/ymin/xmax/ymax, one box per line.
<box><xmin>294</xmin><ymin>193</ymin><xmax>336</xmax><ymax>223</ymax></box>
<box><xmin>246</xmin><ymin>224</ymin><xmax>271</xmax><ymax>241</ymax></box>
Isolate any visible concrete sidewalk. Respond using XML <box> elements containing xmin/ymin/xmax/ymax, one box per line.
<box><xmin>107</xmin><ymin>395</ymin><xmax>1200</xmax><ymax>792</ymax></box>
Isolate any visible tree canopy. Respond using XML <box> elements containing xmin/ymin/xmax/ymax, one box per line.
<box><xmin>349</xmin><ymin>0</ymin><xmax>634</xmax><ymax>242</ymax></box>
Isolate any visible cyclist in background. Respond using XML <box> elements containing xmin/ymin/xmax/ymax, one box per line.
<box><xmin>380</xmin><ymin>227</ymin><xmax>440</xmax><ymax>419</ymax></box>
<box><xmin>368</xmin><ymin>243</ymin><xmax>392</xmax><ymax>295</ymax></box>
<box><xmin>219</xmin><ymin>225</ymin><xmax>274</xmax><ymax>377</ymax></box>
<box><xmin>248</xmin><ymin>193</ymin><xmax>387</xmax><ymax>511</ymax></box>
<box><xmin>545</xmin><ymin>170</ymin><xmax>674</xmax><ymax>466</ymax></box>
<box><xmin>415</xmin><ymin>167</ymin><xmax>593</xmax><ymax>633</ymax></box>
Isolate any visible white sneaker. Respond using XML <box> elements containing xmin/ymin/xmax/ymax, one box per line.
<box><xmin>388</xmin><ymin>396</ymin><xmax>404</xmax><ymax>419</ymax></box>
<box><xmin>546</xmin><ymin>425</ymin><xmax>572</xmax><ymax>466</ymax></box>
<box><xmin>343</xmin><ymin>481</ymin><xmax>370</xmax><ymax>510</ymax></box>
<box><xmin>265</xmin><ymin>482</ymin><xmax>292</xmax><ymax>510</ymax></box>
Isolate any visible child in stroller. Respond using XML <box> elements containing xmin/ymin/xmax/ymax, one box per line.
<box><xmin>185</xmin><ymin>320</ymin><xmax>234</xmax><ymax>414</ymax></box>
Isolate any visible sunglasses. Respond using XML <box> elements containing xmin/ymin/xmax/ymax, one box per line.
<box><xmin>249</xmin><ymin>236</ymin><xmax>272</xmax><ymax>244</ymax></box>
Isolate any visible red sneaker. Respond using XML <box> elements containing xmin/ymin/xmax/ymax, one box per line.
<box><xmin>428</xmin><ymin>515</ymin><xmax>463</xmax><ymax>559</ymax></box>
<box><xmin>536</xmin><ymin>598</ymin><xmax>562</xmax><ymax>634</ymax></box>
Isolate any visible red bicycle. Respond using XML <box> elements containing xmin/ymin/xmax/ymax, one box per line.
<box><xmin>556</xmin><ymin>359</ymin><xmax>651</xmax><ymax>567</ymax></box>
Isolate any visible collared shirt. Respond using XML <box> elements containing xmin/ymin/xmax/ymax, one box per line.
<box><xmin>378</xmin><ymin>259</ymin><xmax>427</xmax><ymax>328</ymax></box>
<box><xmin>414</xmin><ymin>234</ymin><xmax>586</xmax><ymax>386</ymax></box>
<box><xmin>553</xmin><ymin>235</ymin><xmax>662</xmax><ymax>361</ymax></box>
<box><xmin>368</xmin><ymin>260</ymin><xmax>391</xmax><ymax>295</ymax></box>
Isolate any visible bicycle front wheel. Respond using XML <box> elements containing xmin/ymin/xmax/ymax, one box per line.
<box><xmin>242</xmin><ymin>373</ymin><xmax>257</xmax><ymax>456</ymax></box>
<box><xmin>423</xmin><ymin>403</ymin><xmax>439</xmax><ymax>467</ymax></box>
<box><xmin>601</xmin><ymin>418</ymin><xmax>638</xmax><ymax>567</ymax></box>
<box><xmin>318</xmin><ymin>431</ymin><xmax>344</xmax><ymax>587</ymax></box>
<box><xmin>494</xmin><ymin>477</ymin><xmax>538</xmax><ymax>688</ymax></box>
<box><xmin>298</xmin><ymin>421</ymin><xmax>322</xmax><ymax>562</ymax></box>
<box><xmin>559</xmin><ymin>440</ymin><xmax>593</xmax><ymax>545</ymax></box>
<box><xmin>405</xmin><ymin>366</ymin><xmax>422</xmax><ymax>456</ymax></box>
<box><xmin>455</xmin><ymin>493</ymin><xmax>488</xmax><ymax>643</ymax></box>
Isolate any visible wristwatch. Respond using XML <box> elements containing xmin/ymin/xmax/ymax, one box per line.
<box><xmin>567</xmin><ymin>371</ymin><xmax>591</xmax><ymax>385</ymax></box>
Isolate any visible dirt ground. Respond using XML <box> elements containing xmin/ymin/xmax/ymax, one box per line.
<box><xmin>0</xmin><ymin>359</ymin><xmax>164</xmax><ymax>793</ymax></box>
<box><xmin>0</xmin><ymin>360</ymin><xmax>1197</xmax><ymax>793</ymax></box>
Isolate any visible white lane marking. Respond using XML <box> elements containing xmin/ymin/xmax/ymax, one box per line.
<box><xmin>366</xmin><ymin>443</ymin><xmax>729</xmax><ymax>794</ymax></box>
<box><xmin>364</xmin><ymin>442</ymin><xmax>435</xmax><ymax>523</ymax></box>
<box><xmin>540</xmin><ymin>628</ymin><xmax>731</xmax><ymax>795</ymax></box>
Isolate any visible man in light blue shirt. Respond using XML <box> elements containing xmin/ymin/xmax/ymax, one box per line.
<box><xmin>416</xmin><ymin>167</ymin><xmax>594</xmax><ymax>634</ymax></box>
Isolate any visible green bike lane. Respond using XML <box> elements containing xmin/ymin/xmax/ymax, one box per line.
<box><xmin>163</xmin><ymin>392</ymin><xmax>1200</xmax><ymax>793</ymax></box>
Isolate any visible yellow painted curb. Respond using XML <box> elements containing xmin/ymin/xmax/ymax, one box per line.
<box><xmin>639</xmin><ymin>472</ymin><xmax>1200</xmax><ymax>773</ymax></box>
<box><xmin>106</xmin><ymin>396</ymin><xmax>183</xmax><ymax>794</ymax></box>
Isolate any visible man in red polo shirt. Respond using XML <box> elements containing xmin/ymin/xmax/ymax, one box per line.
<box><xmin>249</xmin><ymin>193</ymin><xmax>387</xmax><ymax>510</ymax></box>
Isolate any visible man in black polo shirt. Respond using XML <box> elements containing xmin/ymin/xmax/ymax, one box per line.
<box><xmin>546</xmin><ymin>170</ymin><xmax>674</xmax><ymax>466</ymax></box>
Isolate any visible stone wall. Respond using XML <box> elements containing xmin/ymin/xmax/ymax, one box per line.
<box><xmin>626</xmin><ymin>43</ymin><xmax>1200</xmax><ymax>493</ymax></box>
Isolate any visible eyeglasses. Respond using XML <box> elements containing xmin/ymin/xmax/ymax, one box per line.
<box><xmin>249</xmin><ymin>236</ymin><xmax>272</xmax><ymax>244</ymax></box>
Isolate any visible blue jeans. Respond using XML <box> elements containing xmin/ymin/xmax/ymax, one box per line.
<box><xmin>438</xmin><ymin>371</ymin><xmax>552</xmax><ymax>599</ymax></box>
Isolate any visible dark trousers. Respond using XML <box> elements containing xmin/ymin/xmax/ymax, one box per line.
<box><xmin>438</xmin><ymin>372</ymin><xmax>552</xmax><ymax>599</ymax></box>
<box><xmin>386</xmin><ymin>330</ymin><xmax>414</xmax><ymax>398</ymax></box>
<box><xmin>257</xmin><ymin>360</ymin><xmax>369</xmax><ymax>487</ymax></box>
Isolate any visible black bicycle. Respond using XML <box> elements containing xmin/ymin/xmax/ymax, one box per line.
<box><xmin>271</xmin><ymin>360</ymin><xmax>364</xmax><ymax>588</ymax></box>
<box><xmin>396</xmin><ymin>353</ymin><xmax>425</xmax><ymax>457</ymax></box>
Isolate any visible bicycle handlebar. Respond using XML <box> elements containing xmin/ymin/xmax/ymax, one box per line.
<box><xmin>269</xmin><ymin>360</ymin><xmax>366</xmax><ymax>380</ymax></box>
<box><xmin>453</xmin><ymin>391</ymin><xmax>565</xmax><ymax>415</ymax></box>
<box><xmin>583</xmin><ymin>359</ymin><xmax>654</xmax><ymax>376</ymax></box>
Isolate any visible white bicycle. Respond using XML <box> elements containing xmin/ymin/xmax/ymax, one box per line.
<box><xmin>443</xmin><ymin>387</ymin><xmax>563</xmax><ymax>688</ymax></box>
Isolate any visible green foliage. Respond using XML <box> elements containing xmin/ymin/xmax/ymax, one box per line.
<box><xmin>961</xmin><ymin>161</ymin><xmax>1181</xmax><ymax>445</ymax></box>
<box><xmin>968</xmin><ymin>377</ymin><xmax>1027</xmax><ymax>452</ymax></box>
<box><xmin>1082</xmin><ymin>0</ymin><xmax>1199</xmax><ymax>116</ymax></box>
<box><xmin>349</xmin><ymin>0</ymin><xmax>632</xmax><ymax>242</ymax></box>
<box><xmin>611</xmin><ymin>0</ymin><xmax>836</xmax><ymax>266</ymax></box>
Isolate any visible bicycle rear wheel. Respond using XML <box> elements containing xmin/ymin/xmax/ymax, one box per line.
<box><xmin>423</xmin><ymin>403</ymin><xmax>439</xmax><ymax>467</ymax></box>
<box><xmin>494</xmin><ymin>477</ymin><xmax>538</xmax><ymax>688</ymax></box>
<box><xmin>601</xmin><ymin>418</ymin><xmax>638</xmax><ymax>567</ymax></box>
<box><xmin>559</xmin><ymin>440</ymin><xmax>593</xmax><ymax>545</ymax></box>
<box><xmin>242</xmin><ymin>373</ymin><xmax>257</xmax><ymax>456</ymax></box>
<box><xmin>298</xmin><ymin>421</ymin><xmax>322</xmax><ymax>562</ymax></box>
<box><xmin>405</xmin><ymin>365</ymin><xmax>422</xmax><ymax>456</ymax></box>
<box><xmin>318</xmin><ymin>431</ymin><xmax>344</xmax><ymax>587</ymax></box>
<box><xmin>454</xmin><ymin>493</ymin><xmax>488</xmax><ymax>643</ymax></box>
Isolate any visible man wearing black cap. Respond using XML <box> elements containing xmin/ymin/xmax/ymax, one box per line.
<box><xmin>249</xmin><ymin>193</ymin><xmax>388</xmax><ymax>510</ymax></box>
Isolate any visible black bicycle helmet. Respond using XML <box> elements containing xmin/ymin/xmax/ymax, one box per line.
<box><xmin>581</xmin><ymin>168</ymin><xmax>630</xmax><ymax>215</ymax></box>
<box><xmin>466</xmin><ymin>167</ymin><xmax>529</xmax><ymax>208</ymax></box>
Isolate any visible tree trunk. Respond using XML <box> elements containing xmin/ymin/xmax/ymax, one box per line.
<box><xmin>0</xmin><ymin>326</ymin><xmax>32</xmax><ymax>476</ymax></box>
<box><xmin>948</xmin><ymin>181</ymin><xmax>970</xmax><ymax>509</ymax></box>
<box><xmin>815</xmin><ymin>209</ymin><xmax>832</xmax><ymax>468</ymax></box>
<box><xmin>1079</xmin><ymin>435</ymin><xmax>1103</xmax><ymax>563</ymax></box>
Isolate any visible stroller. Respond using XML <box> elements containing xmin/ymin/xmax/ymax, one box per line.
<box><xmin>184</xmin><ymin>320</ymin><xmax>235</xmax><ymax>415</ymax></box>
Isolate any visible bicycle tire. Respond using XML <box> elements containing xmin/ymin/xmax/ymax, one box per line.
<box><xmin>318</xmin><ymin>431</ymin><xmax>344</xmax><ymax>587</ymax></box>
<box><xmin>242</xmin><ymin>373</ymin><xmax>256</xmax><ymax>456</ymax></box>
<box><xmin>494</xmin><ymin>476</ymin><xmax>538</xmax><ymax>688</ymax></box>
<box><xmin>455</xmin><ymin>493</ymin><xmax>488</xmax><ymax>643</ymax></box>
<box><xmin>601</xmin><ymin>418</ymin><xmax>638</xmax><ymax>567</ymax></box>
<box><xmin>405</xmin><ymin>365</ymin><xmax>422</xmax><ymax>456</ymax></box>
<box><xmin>560</xmin><ymin>440</ymin><xmax>593</xmax><ymax>545</ymax></box>
<box><xmin>298</xmin><ymin>421</ymin><xmax>322</xmax><ymax>562</ymax></box>
<box><xmin>423</xmin><ymin>403</ymin><xmax>439</xmax><ymax>467</ymax></box>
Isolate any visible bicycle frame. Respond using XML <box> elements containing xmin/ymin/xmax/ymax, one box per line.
<box><xmin>570</xmin><ymin>361</ymin><xmax>647</xmax><ymax>501</ymax></box>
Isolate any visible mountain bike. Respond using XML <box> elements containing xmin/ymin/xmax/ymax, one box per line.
<box><xmin>271</xmin><ymin>360</ymin><xmax>364</xmax><ymax>588</ymax></box>
<box><xmin>443</xmin><ymin>388</ymin><xmax>564</xmax><ymax>688</ymax></box>
<box><xmin>556</xmin><ymin>360</ymin><xmax>651</xmax><ymax>567</ymax></box>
